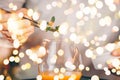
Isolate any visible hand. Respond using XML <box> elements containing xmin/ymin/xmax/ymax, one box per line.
<box><xmin>107</xmin><ymin>48</ymin><xmax>120</xmax><ymax>68</ymax></box>
<box><xmin>111</xmin><ymin>48</ymin><xmax>120</xmax><ymax>56</ymax></box>
<box><xmin>0</xmin><ymin>8</ymin><xmax>34</xmax><ymax>46</ymax></box>
<box><xmin>106</xmin><ymin>48</ymin><xmax>120</xmax><ymax>76</ymax></box>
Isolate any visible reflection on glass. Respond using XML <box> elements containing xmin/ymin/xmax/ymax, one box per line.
<box><xmin>38</xmin><ymin>39</ymin><xmax>82</xmax><ymax>80</ymax></box>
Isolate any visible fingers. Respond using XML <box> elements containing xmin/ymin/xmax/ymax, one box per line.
<box><xmin>7</xmin><ymin>19</ymin><xmax>32</xmax><ymax>33</ymax></box>
<box><xmin>0</xmin><ymin>30</ymin><xmax>13</xmax><ymax>42</ymax></box>
<box><xmin>1</xmin><ymin>19</ymin><xmax>34</xmax><ymax>44</ymax></box>
<box><xmin>16</xmin><ymin>26</ymin><xmax>34</xmax><ymax>44</ymax></box>
<box><xmin>0</xmin><ymin>8</ymin><xmax>35</xmax><ymax>45</ymax></box>
<box><xmin>111</xmin><ymin>48</ymin><xmax>120</xmax><ymax>56</ymax></box>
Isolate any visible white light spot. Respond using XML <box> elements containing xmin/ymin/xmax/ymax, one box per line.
<box><xmin>85</xmin><ymin>49</ymin><xmax>93</xmax><ymax>58</ymax></box>
<box><xmin>46</xmin><ymin>4</ymin><xmax>52</xmax><ymax>10</ymax></box>
<box><xmin>96</xmin><ymin>47</ymin><xmax>104</xmax><ymax>55</ymax></box>
<box><xmin>32</xmin><ymin>12</ymin><xmax>40</xmax><ymax>21</ymax></box>
<box><xmin>79</xmin><ymin>64</ymin><xmax>85</xmax><ymax>71</ymax></box>
<box><xmin>70</xmin><ymin>33</ymin><xmax>77</xmax><ymax>42</ymax></box>
<box><xmin>91</xmin><ymin>75</ymin><xmax>99</xmax><ymax>80</ymax></box>
<box><xmin>59</xmin><ymin>22</ymin><xmax>69</xmax><ymax>35</ymax></box>
<box><xmin>96</xmin><ymin>1</ymin><xmax>103</xmax><ymax>9</ymax></box>
<box><xmin>0</xmin><ymin>24</ymin><xmax>3</xmax><ymax>30</ymax></box>
<box><xmin>0</xmin><ymin>75</ymin><xmax>4</xmax><ymax>80</ymax></box>
<box><xmin>97</xmin><ymin>64</ymin><xmax>103</xmax><ymax>69</ymax></box>
<box><xmin>112</xmin><ymin>26</ymin><xmax>119</xmax><ymax>32</ymax></box>
<box><xmin>76</xmin><ymin>11</ymin><xmax>83</xmax><ymax>19</ymax></box>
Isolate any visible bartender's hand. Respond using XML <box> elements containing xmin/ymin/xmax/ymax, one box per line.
<box><xmin>107</xmin><ymin>48</ymin><xmax>120</xmax><ymax>69</ymax></box>
<box><xmin>111</xmin><ymin>48</ymin><xmax>120</xmax><ymax>56</ymax></box>
<box><xmin>0</xmin><ymin>8</ymin><xmax>34</xmax><ymax>45</ymax></box>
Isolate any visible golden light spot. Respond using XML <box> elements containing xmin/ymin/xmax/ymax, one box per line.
<box><xmin>26</xmin><ymin>63</ymin><xmax>31</xmax><ymax>69</ymax></box>
<box><xmin>0</xmin><ymin>75</ymin><xmax>4</xmax><ymax>80</ymax></box>
<box><xmin>27</xmin><ymin>9</ymin><xmax>34</xmax><ymax>17</ymax></box>
<box><xmin>85</xmin><ymin>67</ymin><xmax>90</xmax><ymax>71</ymax></box>
<box><xmin>111</xmin><ymin>68</ymin><xmax>116</xmax><ymax>73</ymax></box>
<box><xmin>57</xmin><ymin>49</ymin><xmax>64</xmax><ymax>56</ymax></box>
<box><xmin>60</xmin><ymin>67</ymin><xmax>66</xmax><ymax>73</ymax></box>
<box><xmin>13</xmin><ymin>50</ymin><xmax>19</xmax><ymax>55</ymax></box>
<box><xmin>21</xmin><ymin>65</ymin><xmax>26</xmax><ymax>70</ymax></box>
<box><xmin>14</xmin><ymin>57</ymin><xmax>20</xmax><ymax>63</ymax></box>
<box><xmin>91</xmin><ymin>75</ymin><xmax>99</xmax><ymax>80</ymax></box>
<box><xmin>38</xmin><ymin>46</ymin><xmax>46</xmax><ymax>57</ymax></box>
<box><xmin>116</xmin><ymin>71</ymin><xmax>120</xmax><ymax>75</ymax></box>
<box><xmin>3</xmin><ymin>59</ymin><xmax>9</xmax><ymax>65</ymax></box>
<box><xmin>6</xmin><ymin>76</ymin><xmax>12</xmax><ymax>80</ymax></box>
<box><xmin>58</xmin><ymin>73</ymin><xmax>64</xmax><ymax>79</ymax></box>
<box><xmin>13</xmin><ymin>39</ymin><xmax>20</xmax><ymax>48</ymax></box>
<box><xmin>54</xmin><ymin>68</ymin><xmax>59</xmax><ymax>73</ymax></box>
<box><xmin>19</xmin><ymin>52</ymin><xmax>25</xmax><ymax>58</ymax></box>
<box><xmin>54</xmin><ymin>75</ymin><xmax>59</xmax><ymax>80</ymax></box>
<box><xmin>36</xmin><ymin>75</ymin><xmax>42</xmax><ymax>80</ymax></box>
<box><xmin>79</xmin><ymin>64</ymin><xmax>85</xmax><ymax>71</ymax></box>
<box><xmin>70</xmin><ymin>74</ymin><xmax>77</xmax><ymax>79</ymax></box>
<box><xmin>9</xmin><ymin>3</ymin><xmax>14</xmax><ymax>9</ymax></box>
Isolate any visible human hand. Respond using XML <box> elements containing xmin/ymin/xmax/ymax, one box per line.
<box><xmin>105</xmin><ymin>48</ymin><xmax>120</xmax><ymax>76</ymax></box>
<box><xmin>108</xmin><ymin>48</ymin><xmax>120</xmax><ymax>68</ymax></box>
<box><xmin>0</xmin><ymin>8</ymin><xmax>34</xmax><ymax>46</ymax></box>
<box><xmin>111</xmin><ymin>48</ymin><xmax>120</xmax><ymax>57</ymax></box>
